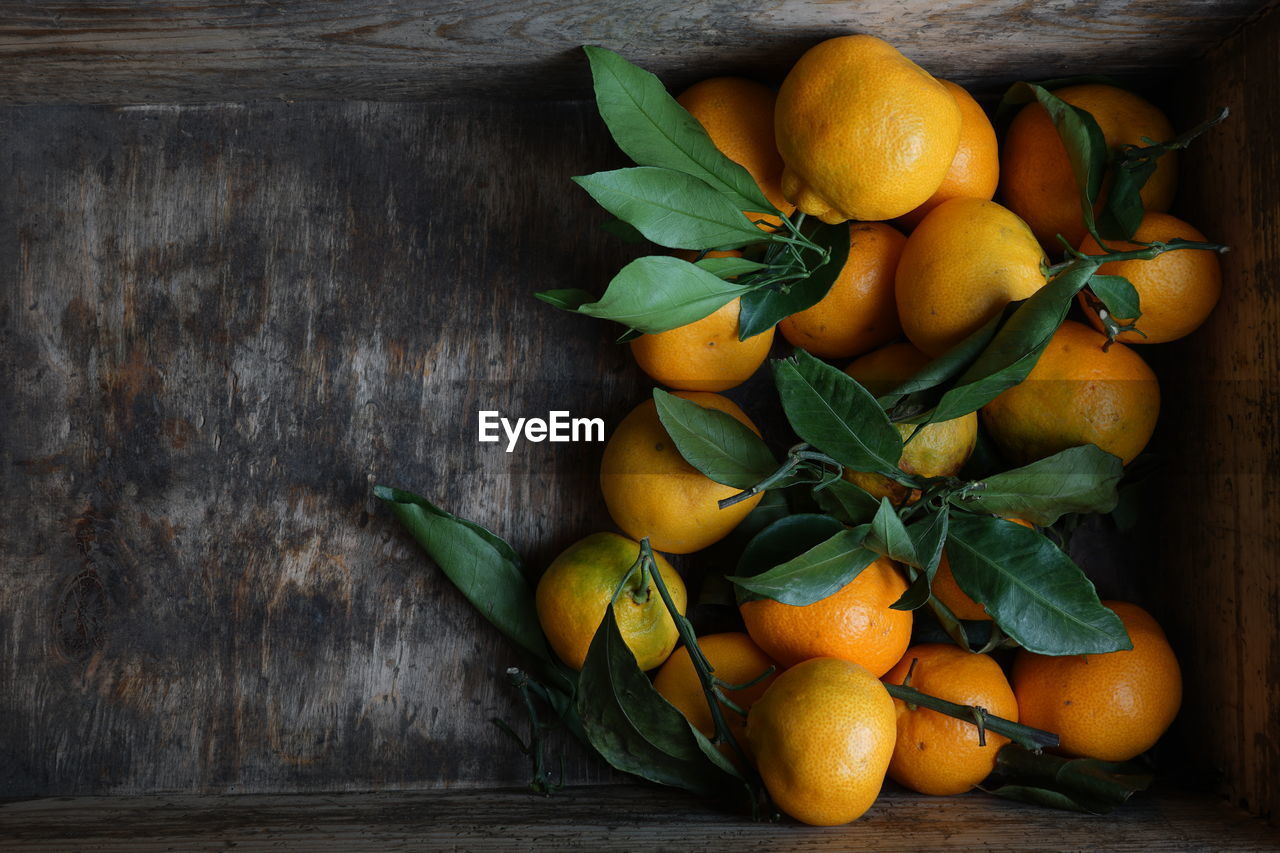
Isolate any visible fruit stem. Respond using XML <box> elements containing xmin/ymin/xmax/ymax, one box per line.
<box><xmin>884</xmin><ymin>682</ymin><xmax>1059</xmax><ymax>752</ymax></box>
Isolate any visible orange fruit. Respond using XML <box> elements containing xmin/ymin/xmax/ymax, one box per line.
<box><xmin>535</xmin><ymin>532</ymin><xmax>687</xmax><ymax>671</ymax></box>
<box><xmin>601</xmin><ymin>392</ymin><xmax>764</xmax><ymax>554</ymax></box>
<box><xmin>775</xmin><ymin>35</ymin><xmax>961</xmax><ymax>223</ymax></box>
<box><xmin>1002</xmin><ymin>84</ymin><xmax>1177</xmax><ymax>250</ymax></box>
<box><xmin>1013</xmin><ymin>601</ymin><xmax>1182</xmax><ymax>762</ymax></box>
<box><xmin>1077</xmin><ymin>212</ymin><xmax>1222</xmax><ymax>344</ymax></box>
<box><xmin>897</xmin><ymin>80</ymin><xmax>999</xmax><ymax>229</ymax></box>
<box><xmin>882</xmin><ymin>644</ymin><xmax>1019</xmax><ymax>795</ymax></box>
<box><xmin>653</xmin><ymin>632</ymin><xmax>778</xmax><ymax>746</ymax></box>
<box><xmin>740</xmin><ymin>557</ymin><xmax>912</xmax><ymax>677</ymax></box>
<box><xmin>630</xmin><ymin>297</ymin><xmax>773</xmax><ymax>391</ymax></box>
<box><xmin>895</xmin><ymin>197</ymin><xmax>1047</xmax><ymax>357</ymax></box>
<box><xmin>678</xmin><ymin>77</ymin><xmax>795</xmax><ymax>227</ymax></box>
<box><xmin>843</xmin><ymin>343</ymin><xmax>977</xmax><ymax>503</ymax></box>
<box><xmin>777</xmin><ymin>222</ymin><xmax>906</xmax><ymax>359</ymax></box>
<box><xmin>981</xmin><ymin>321</ymin><xmax>1159</xmax><ymax>465</ymax></box>
<box><xmin>748</xmin><ymin>657</ymin><xmax>896</xmax><ymax>825</ymax></box>
<box><xmin>932</xmin><ymin>519</ymin><xmax>1034</xmax><ymax>621</ymax></box>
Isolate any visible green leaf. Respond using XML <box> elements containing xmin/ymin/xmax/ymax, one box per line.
<box><xmin>573</xmin><ymin>255</ymin><xmax>744</xmax><ymax>333</ymax></box>
<box><xmin>374</xmin><ymin>487</ymin><xmax>567</xmax><ymax>686</ymax></box>
<box><xmin>1088</xmin><ymin>274</ymin><xmax>1142</xmax><ymax>322</ymax></box>
<box><xmin>535</xmin><ymin>288</ymin><xmax>596</xmax><ymax>311</ymax></box>
<box><xmin>890</xmin><ymin>509</ymin><xmax>951</xmax><ymax>612</ymax></box>
<box><xmin>985</xmin><ymin>744</ymin><xmax>1153</xmax><ymax>815</ymax></box>
<box><xmin>653</xmin><ymin>388</ymin><xmax>777</xmax><ymax>489</ymax></box>
<box><xmin>730</xmin><ymin>518</ymin><xmax>877</xmax><ymax>606</ymax></box>
<box><xmin>993</xmin><ymin>75</ymin><xmax>1121</xmax><ymax>127</ymax></box>
<box><xmin>811</xmin><ymin>478</ymin><xmax>882</xmax><ymax>526</ymax></box>
<box><xmin>695</xmin><ymin>255</ymin><xmax>769</xmax><ymax>279</ymax></box>
<box><xmin>601</xmin><ymin>218</ymin><xmax>647</xmax><ymax>243</ymax></box>
<box><xmin>576</xmin><ymin>602</ymin><xmax>746</xmax><ymax>798</ymax></box>
<box><xmin>945</xmin><ymin>513</ymin><xmax>1130</xmax><ymax>655</ymax></box>
<box><xmin>949</xmin><ymin>445</ymin><xmax>1124</xmax><ymax>526</ymax></box>
<box><xmin>737</xmin><ymin>222</ymin><xmax>852</xmax><ymax>339</ymax></box>
<box><xmin>774</xmin><ymin>350</ymin><xmax>904</xmax><ymax>479</ymax></box>
<box><xmin>574</xmin><ymin>167</ymin><xmax>766</xmax><ymax>251</ymax></box>
<box><xmin>583</xmin><ymin>45</ymin><xmax>775</xmax><ymax>215</ymax></box>
<box><xmin>865</xmin><ymin>498</ymin><xmax>917</xmax><ymax>566</ymax></box>
<box><xmin>926</xmin><ymin>261</ymin><xmax>1098</xmax><ymax>422</ymax></box>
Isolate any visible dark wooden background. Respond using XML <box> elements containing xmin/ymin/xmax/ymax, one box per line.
<box><xmin>0</xmin><ymin>0</ymin><xmax>1277</xmax><ymax>823</ymax></box>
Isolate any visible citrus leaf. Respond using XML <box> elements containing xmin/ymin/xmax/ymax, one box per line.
<box><xmin>945</xmin><ymin>513</ymin><xmax>1130</xmax><ymax>655</ymax></box>
<box><xmin>774</xmin><ymin>350</ymin><xmax>904</xmax><ymax>479</ymax></box>
<box><xmin>601</xmin><ymin>218</ymin><xmax>647</xmax><ymax>243</ymax></box>
<box><xmin>653</xmin><ymin>388</ymin><xmax>776</xmax><ymax>489</ymax></box>
<box><xmin>948</xmin><ymin>445</ymin><xmax>1124</xmax><ymax>526</ymax></box>
<box><xmin>534</xmin><ymin>288</ymin><xmax>596</xmax><ymax>311</ymax></box>
<box><xmin>985</xmin><ymin>744</ymin><xmax>1153</xmax><ymax>815</ymax></box>
<box><xmin>737</xmin><ymin>221</ymin><xmax>851</xmax><ymax>339</ymax></box>
<box><xmin>573</xmin><ymin>167</ymin><xmax>767</xmax><ymax>251</ymax></box>
<box><xmin>890</xmin><ymin>508</ymin><xmax>951</xmax><ymax>611</ymax></box>
<box><xmin>730</xmin><ymin>518</ymin><xmax>877</xmax><ymax>606</ymax></box>
<box><xmin>993</xmin><ymin>75</ymin><xmax>1121</xmax><ymax>127</ymax></box>
<box><xmin>695</xmin><ymin>256</ymin><xmax>769</xmax><ymax>279</ymax></box>
<box><xmin>1088</xmin><ymin>274</ymin><xmax>1142</xmax><ymax>322</ymax></box>
<box><xmin>866</xmin><ymin>498</ymin><xmax>917</xmax><ymax>566</ymax></box>
<box><xmin>577</xmin><ymin>603</ymin><xmax>746</xmax><ymax>798</ymax></box>
<box><xmin>811</xmin><ymin>477</ymin><xmax>882</xmax><ymax>526</ymax></box>
<box><xmin>573</xmin><ymin>255</ymin><xmax>744</xmax><ymax>333</ymax></box>
<box><xmin>583</xmin><ymin>45</ymin><xmax>775</xmax><ymax>215</ymax></box>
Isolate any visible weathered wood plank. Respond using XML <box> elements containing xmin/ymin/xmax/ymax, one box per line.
<box><xmin>2</xmin><ymin>785</ymin><xmax>1278</xmax><ymax>851</ymax></box>
<box><xmin>1155</xmin><ymin>5</ymin><xmax>1280</xmax><ymax>826</ymax></box>
<box><xmin>0</xmin><ymin>0</ymin><xmax>1273</xmax><ymax>104</ymax></box>
<box><xmin>0</xmin><ymin>100</ymin><xmax>648</xmax><ymax>795</ymax></box>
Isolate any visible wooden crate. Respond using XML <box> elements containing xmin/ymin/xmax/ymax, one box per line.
<box><xmin>1</xmin><ymin>2</ymin><xmax>1277</xmax><ymax>848</ymax></box>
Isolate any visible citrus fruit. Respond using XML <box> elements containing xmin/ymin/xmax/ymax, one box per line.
<box><xmin>1012</xmin><ymin>601</ymin><xmax>1182</xmax><ymax>761</ymax></box>
<box><xmin>630</xmin><ymin>297</ymin><xmax>773</xmax><ymax>391</ymax></box>
<box><xmin>895</xmin><ymin>197</ymin><xmax>1047</xmax><ymax>357</ymax></box>
<box><xmin>678</xmin><ymin>77</ymin><xmax>794</xmax><ymax>226</ymax></box>
<box><xmin>535</xmin><ymin>532</ymin><xmax>687</xmax><ymax>671</ymax></box>
<box><xmin>775</xmin><ymin>34</ymin><xmax>961</xmax><ymax>223</ymax></box>
<box><xmin>897</xmin><ymin>80</ymin><xmax>999</xmax><ymax>229</ymax></box>
<box><xmin>882</xmin><ymin>644</ymin><xmax>1019</xmax><ymax>795</ymax></box>
<box><xmin>1001</xmin><ymin>84</ymin><xmax>1177</xmax><ymax>250</ymax></box>
<box><xmin>748</xmin><ymin>657</ymin><xmax>897</xmax><ymax>825</ymax></box>
<box><xmin>843</xmin><ymin>342</ymin><xmax>977</xmax><ymax>503</ymax></box>
<box><xmin>653</xmin><ymin>632</ymin><xmax>778</xmax><ymax>744</ymax></box>
<box><xmin>777</xmin><ymin>222</ymin><xmax>906</xmax><ymax>359</ymax></box>
<box><xmin>1077</xmin><ymin>212</ymin><xmax>1222</xmax><ymax>344</ymax></box>
<box><xmin>740</xmin><ymin>556</ymin><xmax>912</xmax><ymax>677</ymax></box>
<box><xmin>981</xmin><ymin>320</ymin><xmax>1159</xmax><ymax>465</ymax></box>
<box><xmin>932</xmin><ymin>518</ymin><xmax>1034</xmax><ymax>621</ymax></box>
<box><xmin>600</xmin><ymin>392</ymin><xmax>764</xmax><ymax>554</ymax></box>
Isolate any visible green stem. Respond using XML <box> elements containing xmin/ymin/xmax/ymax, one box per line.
<box><xmin>884</xmin><ymin>681</ymin><xmax>1059</xmax><ymax>752</ymax></box>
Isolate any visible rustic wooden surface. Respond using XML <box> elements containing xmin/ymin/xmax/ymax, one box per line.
<box><xmin>1154</xmin><ymin>4</ymin><xmax>1280</xmax><ymax>826</ymax></box>
<box><xmin>0</xmin><ymin>0</ymin><xmax>1275</xmax><ymax>104</ymax></box>
<box><xmin>0</xmin><ymin>100</ymin><xmax>656</xmax><ymax>795</ymax></box>
<box><xmin>3</xmin><ymin>785</ymin><xmax>1278</xmax><ymax>851</ymax></box>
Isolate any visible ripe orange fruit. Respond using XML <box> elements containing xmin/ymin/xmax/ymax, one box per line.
<box><xmin>1077</xmin><ymin>212</ymin><xmax>1222</xmax><ymax>344</ymax></box>
<box><xmin>895</xmin><ymin>197</ymin><xmax>1047</xmax><ymax>357</ymax></box>
<box><xmin>843</xmin><ymin>343</ymin><xmax>977</xmax><ymax>503</ymax></box>
<box><xmin>897</xmin><ymin>80</ymin><xmax>999</xmax><ymax>229</ymax></box>
<box><xmin>932</xmin><ymin>519</ymin><xmax>1034</xmax><ymax>620</ymax></box>
<box><xmin>748</xmin><ymin>657</ymin><xmax>897</xmax><ymax>825</ymax></box>
<box><xmin>678</xmin><ymin>77</ymin><xmax>795</xmax><ymax>226</ymax></box>
<box><xmin>740</xmin><ymin>557</ymin><xmax>912</xmax><ymax>677</ymax></box>
<box><xmin>653</xmin><ymin>632</ymin><xmax>778</xmax><ymax>745</ymax></box>
<box><xmin>777</xmin><ymin>222</ymin><xmax>906</xmax><ymax>359</ymax></box>
<box><xmin>535</xmin><ymin>532</ymin><xmax>687</xmax><ymax>671</ymax></box>
<box><xmin>775</xmin><ymin>35</ymin><xmax>961</xmax><ymax>223</ymax></box>
<box><xmin>630</xmin><ymin>297</ymin><xmax>774</xmax><ymax>391</ymax></box>
<box><xmin>882</xmin><ymin>644</ymin><xmax>1019</xmax><ymax>795</ymax></box>
<box><xmin>601</xmin><ymin>392</ymin><xmax>764</xmax><ymax>554</ymax></box>
<box><xmin>981</xmin><ymin>320</ymin><xmax>1159</xmax><ymax>465</ymax></box>
<box><xmin>1013</xmin><ymin>601</ymin><xmax>1182</xmax><ymax>762</ymax></box>
<box><xmin>1002</xmin><ymin>84</ymin><xmax>1177</xmax><ymax>250</ymax></box>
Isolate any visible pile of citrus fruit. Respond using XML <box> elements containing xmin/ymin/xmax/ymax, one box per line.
<box><xmin>379</xmin><ymin>33</ymin><xmax>1223</xmax><ymax>826</ymax></box>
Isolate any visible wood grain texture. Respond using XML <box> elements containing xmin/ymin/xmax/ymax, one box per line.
<box><xmin>0</xmin><ymin>100</ymin><xmax>653</xmax><ymax>795</ymax></box>
<box><xmin>0</xmin><ymin>0</ymin><xmax>1274</xmax><ymax>105</ymax></box>
<box><xmin>2</xmin><ymin>785</ymin><xmax>1278</xmax><ymax>851</ymax></box>
<box><xmin>1153</xmin><ymin>3</ymin><xmax>1280</xmax><ymax>825</ymax></box>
